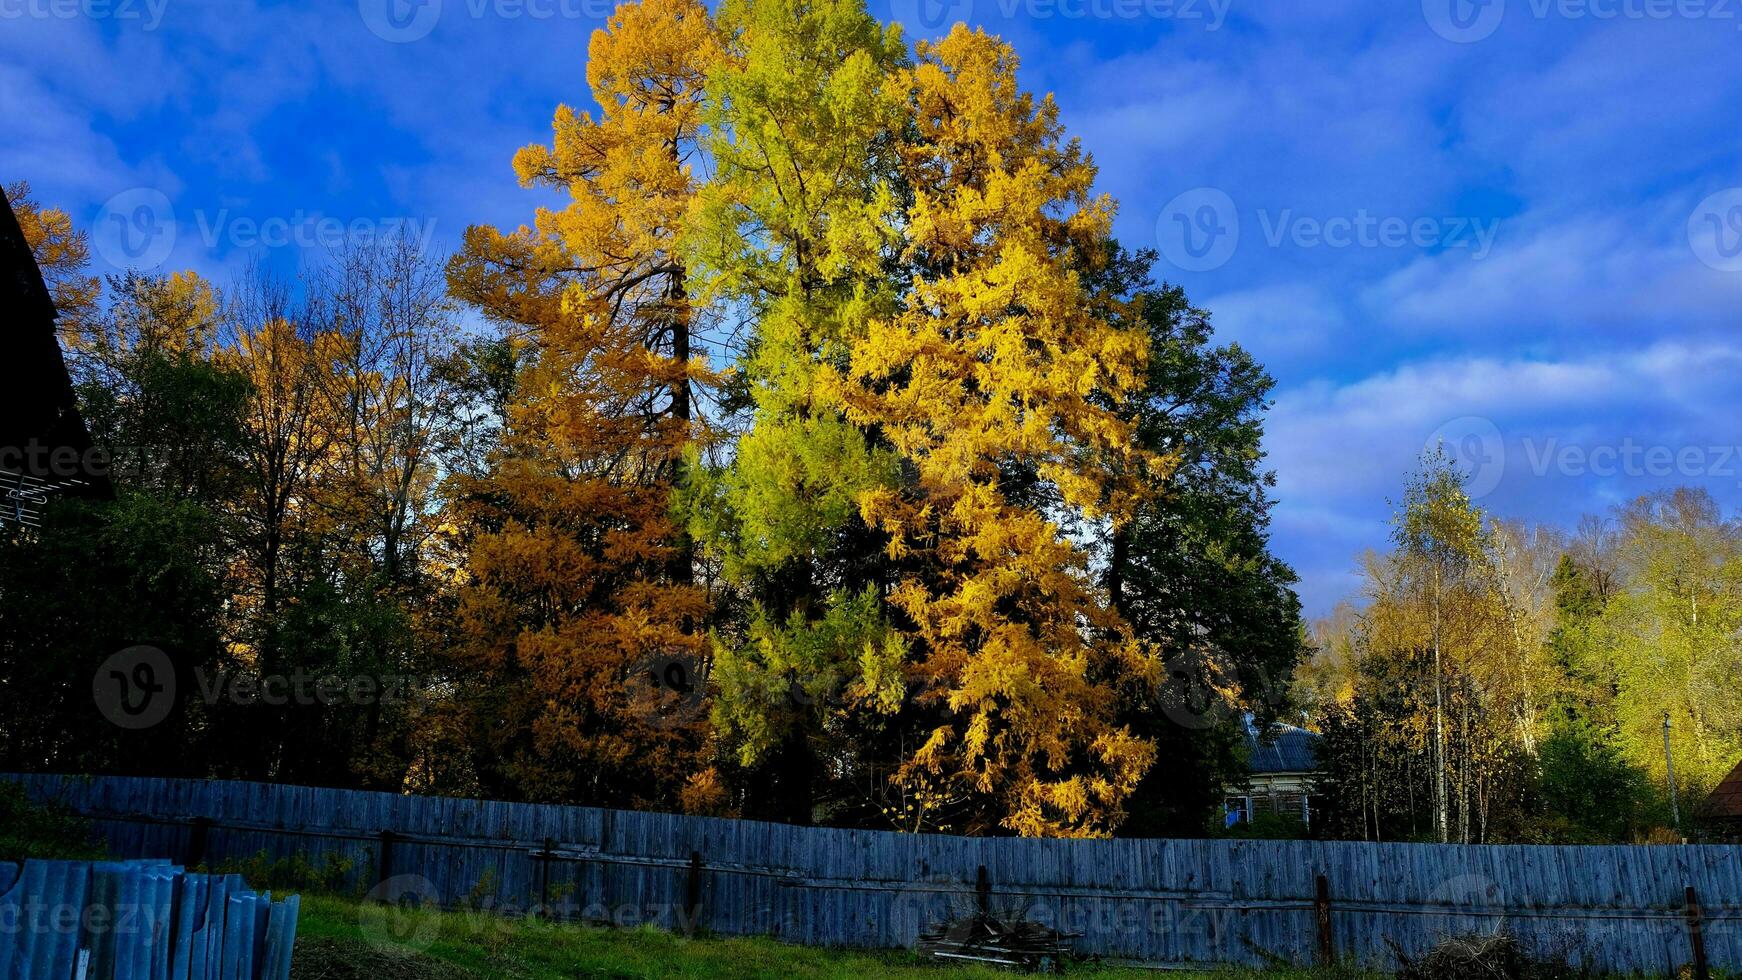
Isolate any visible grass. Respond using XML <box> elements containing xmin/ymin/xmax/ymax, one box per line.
<box><xmin>291</xmin><ymin>894</ymin><xmax>1370</xmax><ymax>980</ymax></box>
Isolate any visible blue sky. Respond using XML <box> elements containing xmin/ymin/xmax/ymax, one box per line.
<box><xmin>4</xmin><ymin>0</ymin><xmax>1741</xmax><ymax>616</ymax></box>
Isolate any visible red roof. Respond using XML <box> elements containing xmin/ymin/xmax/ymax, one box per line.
<box><xmin>1710</xmin><ymin>759</ymin><xmax>1742</xmax><ymax>820</ymax></box>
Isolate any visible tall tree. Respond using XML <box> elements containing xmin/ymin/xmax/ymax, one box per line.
<box><xmin>442</xmin><ymin>0</ymin><xmax>721</xmax><ymax>809</ymax></box>
<box><xmin>820</xmin><ymin>27</ymin><xmax>1163</xmax><ymax>837</ymax></box>
<box><xmin>1389</xmin><ymin>447</ymin><xmax>1488</xmax><ymax>842</ymax></box>
<box><xmin>682</xmin><ymin>0</ymin><xmax>909</xmax><ymax>824</ymax></box>
<box><xmin>1090</xmin><ymin>248</ymin><xmax>1303</xmax><ymax>837</ymax></box>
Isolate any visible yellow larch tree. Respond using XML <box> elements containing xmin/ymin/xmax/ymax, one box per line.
<box><xmin>818</xmin><ymin>26</ymin><xmax>1170</xmax><ymax>837</ymax></box>
<box><xmin>443</xmin><ymin>0</ymin><xmax>724</xmax><ymax>809</ymax></box>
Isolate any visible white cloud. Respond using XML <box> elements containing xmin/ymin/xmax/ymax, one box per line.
<box><xmin>1267</xmin><ymin>342</ymin><xmax>1742</xmax><ymax>613</ymax></box>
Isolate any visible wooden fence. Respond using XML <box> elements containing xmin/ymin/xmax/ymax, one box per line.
<box><xmin>9</xmin><ymin>773</ymin><xmax>1740</xmax><ymax>975</ymax></box>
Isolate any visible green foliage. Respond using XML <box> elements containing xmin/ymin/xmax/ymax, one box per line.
<box><xmin>1529</xmin><ymin>710</ymin><xmax>1661</xmax><ymax>843</ymax></box>
<box><xmin>0</xmin><ymin>491</ymin><xmax>230</xmax><ymax>776</ymax></box>
<box><xmin>1218</xmin><ymin>811</ymin><xmax>1310</xmax><ymax>841</ymax></box>
<box><xmin>215</xmin><ymin>848</ymin><xmax>361</xmax><ymax>897</ymax></box>
<box><xmin>711</xmin><ymin>587</ymin><xmax>905</xmax><ymax>768</ymax></box>
<box><xmin>6</xmin><ymin>7</ymin><xmax>1308</xmax><ymax>838</ymax></box>
<box><xmin>1097</xmin><ymin>246</ymin><xmax>1303</xmax><ymax>837</ymax></box>
<box><xmin>0</xmin><ymin>782</ymin><xmax>103</xmax><ymax>861</ymax></box>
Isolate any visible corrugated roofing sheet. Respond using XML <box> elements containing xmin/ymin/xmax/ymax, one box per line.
<box><xmin>1245</xmin><ymin>722</ymin><xmax>1322</xmax><ymax>774</ymax></box>
<box><xmin>0</xmin><ymin>859</ymin><xmax>299</xmax><ymax>980</ymax></box>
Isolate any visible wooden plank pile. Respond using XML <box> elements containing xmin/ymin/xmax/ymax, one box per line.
<box><xmin>917</xmin><ymin>912</ymin><xmax>1077</xmax><ymax>973</ymax></box>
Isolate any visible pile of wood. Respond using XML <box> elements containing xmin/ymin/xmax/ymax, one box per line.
<box><xmin>918</xmin><ymin>912</ymin><xmax>1076</xmax><ymax>973</ymax></box>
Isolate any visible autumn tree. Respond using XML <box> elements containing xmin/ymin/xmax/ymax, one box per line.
<box><xmin>817</xmin><ymin>27</ymin><xmax>1165</xmax><ymax>837</ymax></box>
<box><xmin>1389</xmin><ymin>446</ymin><xmax>1490</xmax><ymax>842</ymax></box>
<box><xmin>4</xmin><ymin>181</ymin><xmax>100</xmax><ymax>343</ymax></box>
<box><xmin>441</xmin><ymin>0</ymin><xmax>721</xmax><ymax>809</ymax></box>
<box><xmin>1593</xmin><ymin>489</ymin><xmax>1742</xmax><ymax>800</ymax></box>
<box><xmin>681</xmin><ymin>0</ymin><xmax>910</xmax><ymax>824</ymax></box>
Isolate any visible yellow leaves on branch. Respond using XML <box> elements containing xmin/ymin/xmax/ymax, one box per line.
<box><xmin>818</xmin><ymin>26</ymin><xmax>1165</xmax><ymax>837</ymax></box>
<box><xmin>442</xmin><ymin>0</ymin><xmax>721</xmax><ymax>809</ymax></box>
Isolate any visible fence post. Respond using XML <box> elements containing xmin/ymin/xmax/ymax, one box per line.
<box><xmin>1685</xmin><ymin>886</ymin><xmax>1710</xmax><ymax>980</ymax></box>
<box><xmin>1315</xmin><ymin>874</ymin><xmax>1334</xmax><ymax>967</ymax></box>
<box><xmin>975</xmin><ymin>865</ymin><xmax>991</xmax><ymax>920</ymax></box>
<box><xmin>533</xmin><ymin>835</ymin><xmax>553</xmax><ymax>919</ymax></box>
<box><xmin>375</xmin><ymin>829</ymin><xmax>399</xmax><ymax>899</ymax></box>
<box><xmin>184</xmin><ymin>815</ymin><xmax>212</xmax><ymax>869</ymax></box>
<box><xmin>685</xmin><ymin>851</ymin><xmax>706</xmax><ymax>936</ymax></box>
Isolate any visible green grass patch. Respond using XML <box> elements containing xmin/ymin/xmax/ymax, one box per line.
<box><xmin>291</xmin><ymin>893</ymin><xmax>1370</xmax><ymax>979</ymax></box>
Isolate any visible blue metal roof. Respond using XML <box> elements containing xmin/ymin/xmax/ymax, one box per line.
<box><xmin>1245</xmin><ymin>722</ymin><xmax>1322</xmax><ymax>774</ymax></box>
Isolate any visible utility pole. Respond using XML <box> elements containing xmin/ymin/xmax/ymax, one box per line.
<box><xmin>1664</xmin><ymin>713</ymin><xmax>1682</xmax><ymax>836</ymax></box>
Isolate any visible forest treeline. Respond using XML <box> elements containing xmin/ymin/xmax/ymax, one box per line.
<box><xmin>5</xmin><ymin>0</ymin><xmax>1734</xmax><ymax>845</ymax></box>
<box><xmin>0</xmin><ymin>0</ymin><xmax>1302</xmax><ymax>840</ymax></box>
<box><xmin>1298</xmin><ymin>452</ymin><xmax>1742</xmax><ymax>844</ymax></box>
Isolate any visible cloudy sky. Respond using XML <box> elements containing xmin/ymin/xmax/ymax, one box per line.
<box><xmin>4</xmin><ymin>0</ymin><xmax>1740</xmax><ymax>615</ymax></box>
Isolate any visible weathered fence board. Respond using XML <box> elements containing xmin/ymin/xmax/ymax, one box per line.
<box><xmin>8</xmin><ymin>773</ymin><xmax>1739</xmax><ymax>974</ymax></box>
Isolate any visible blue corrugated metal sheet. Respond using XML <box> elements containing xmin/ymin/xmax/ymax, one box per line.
<box><xmin>1245</xmin><ymin>721</ymin><xmax>1322</xmax><ymax>774</ymax></box>
<box><xmin>0</xmin><ymin>859</ymin><xmax>298</xmax><ymax>980</ymax></box>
